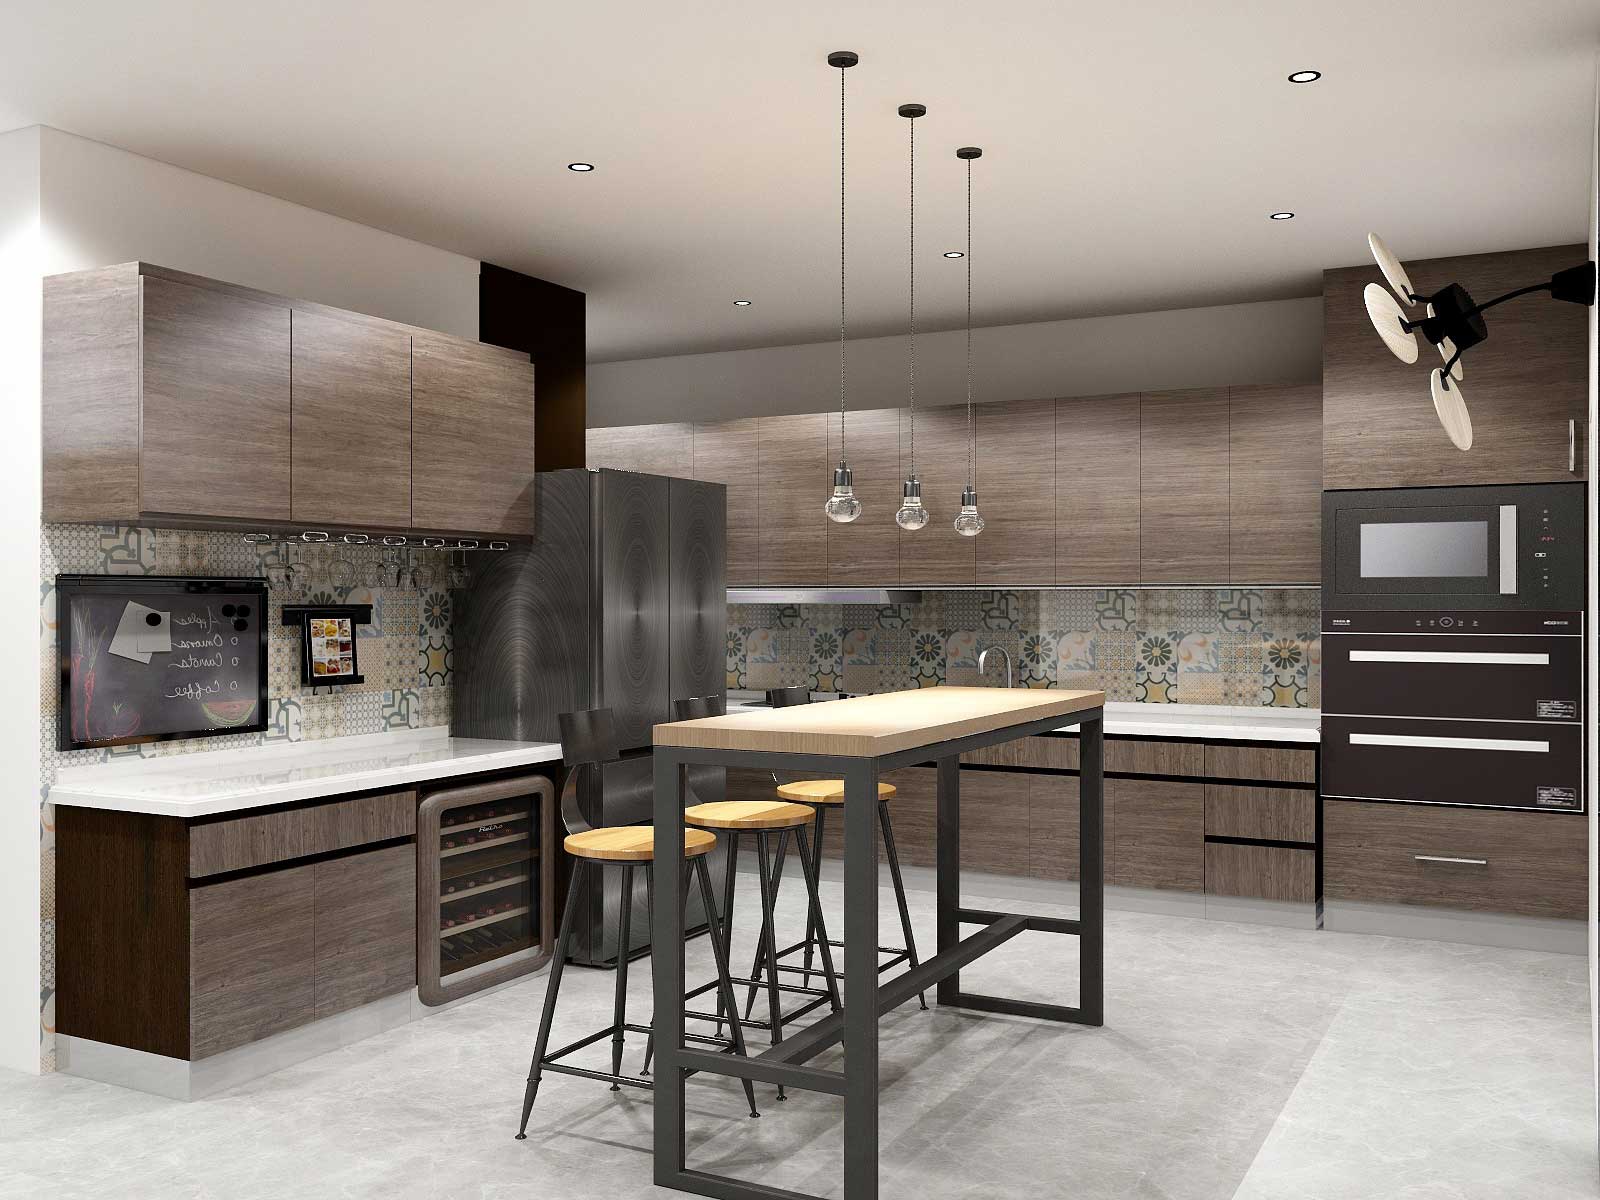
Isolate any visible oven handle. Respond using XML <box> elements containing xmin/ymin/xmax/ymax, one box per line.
<box><xmin>1347</xmin><ymin>649</ymin><xmax>1550</xmax><ymax>666</ymax></box>
<box><xmin>1413</xmin><ymin>855</ymin><xmax>1488</xmax><ymax>867</ymax></box>
<box><xmin>1349</xmin><ymin>732</ymin><xmax>1550</xmax><ymax>753</ymax></box>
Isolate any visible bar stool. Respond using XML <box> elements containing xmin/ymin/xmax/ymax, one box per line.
<box><xmin>515</xmin><ymin>707</ymin><xmax>757</xmax><ymax>1139</ymax></box>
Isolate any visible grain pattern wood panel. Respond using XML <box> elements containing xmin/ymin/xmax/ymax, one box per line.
<box><xmin>300</xmin><ymin>790</ymin><xmax>417</xmax><ymax>856</ymax></box>
<box><xmin>1027</xmin><ymin>772</ymin><xmax>1082</xmax><ymax>881</ymax></box>
<box><xmin>587</xmin><ymin>424</ymin><xmax>695</xmax><ymax>476</ymax></box>
<box><xmin>1139</xmin><ymin>389</ymin><xmax>1229</xmax><ymax>584</ymax></box>
<box><xmin>600</xmin><ymin>469</ymin><xmax>670</xmax><ymax>749</ymax></box>
<box><xmin>668</xmin><ymin>478</ymin><xmax>727</xmax><ymax>704</ymax></box>
<box><xmin>1203</xmin><ymin>743</ymin><xmax>1316</xmax><ymax>785</ymax></box>
<box><xmin>758</xmin><ymin>413</ymin><xmax>829</xmax><ymax>585</ymax></box>
<box><xmin>140</xmin><ymin>274</ymin><xmax>292</xmax><ymax>520</ymax></box>
<box><xmin>56</xmin><ymin>807</ymin><xmax>191</xmax><ymax>1058</ymax></box>
<box><xmin>1227</xmin><ymin>384</ymin><xmax>1321</xmax><ymax>583</ymax></box>
<box><xmin>1106</xmin><ymin>738</ymin><xmax>1205</xmax><ymax>777</ymax></box>
<box><xmin>1056</xmin><ymin>393</ymin><xmax>1142</xmax><ymax>584</ymax></box>
<box><xmin>1204</xmin><ymin>843</ymin><xmax>1315</xmax><ymax>902</ymax></box>
<box><xmin>412</xmin><ymin>330</ymin><xmax>536</xmax><ymax>534</ymax></box>
<box><xmin>189</xmin><ymin>809</ymin><xmax>304</xmax><ymax>879</ymax></box>
<box><xmin>1204</xmin><ymin>784</ymin><xmax>1315</xmax><ymax>843</ymax></box>
<box><xmin>975</xmin><ymin>398</ymin><xmax>1056</xmax><ymax>583</ymax></box>
<box><xmin>290</xmin><ymin>309</ymin><xmax>413</xmax><ymax>527</ymax></box>
<box><xmin>1323</xmin><ymin>244</ymin><xmax>1588</xmax><ymax>489</ymax></box>
<box><xmin>1324</xmin><ymin>800</ymin><xmax>1585</xmax><ymax>919</ymax></box>
<box><xmin>826</xmin><ymin>408</ymin><xmax>900</xmax><ymax>585</ymax></box>
<box><xmin>313</xmin><ymin>845</ymin><xmax>416</xmax><ymax>1018</ymax></box>
<box><xmin>1107</xmin><ymin>778</ymin><xmax>1203</xmax><ymax>890</ymax></box>
<box><xmin>955</xmin><ymin>768</ymin><xmax>1030</xmax><ymax>874</ymax></box>
<box><xmin>190</xmin><ymin>864</ymin><xmax>317</xmax><ymax>1058</ymax></box>
<box><xmin>897</xmin><ymin>405</ymin><xmax>976</xmax><ymax>585</ymax></box>
<box><xmin>42</xmin><ymin>265</ymin><xmax>143</xmax><ymax>521</ymax></box>
<box><xmin>961</xmin><ymin>735</ymin><xmax>1078</xmax><ymax>771</ymax></box>
<box><xmin>692</xmin><ymin>419</ymin><xmax>759</xmax><ymax>586</ymax></box>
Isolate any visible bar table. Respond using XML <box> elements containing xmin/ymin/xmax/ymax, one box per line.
<box><xmin>651</xmin><ymin>685</ymin><xmax>1105</xmax><ymax>1200</ymax></box>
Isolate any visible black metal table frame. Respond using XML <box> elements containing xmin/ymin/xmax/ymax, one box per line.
<box><xmin>651</xmin><ymin>707</ymin><xmax>1104</xmax><ymax>1200</ymax></box>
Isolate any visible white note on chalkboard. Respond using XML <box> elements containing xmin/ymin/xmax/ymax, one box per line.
<box><xmin>109</xmin><ymin>601</ymin><xmax>166</xmax><ymax>663</ymax></box>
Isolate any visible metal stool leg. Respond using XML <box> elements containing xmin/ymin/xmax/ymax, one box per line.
<box><xmin>516</xmin><ymin>859</ymin><xmax>586</xmax><ymax>1138</ymax></box>
<box><xmin>641</xmin><ymin>865</ymin><xmax>656</xmax><ymax>1077</ymax></box>
<box><xmin>751</xmin><ymin>830</ymin><xmax>788</xmax><ymax>1099</ymax></box>
<box><xmin>713</xmin><ymin>831</ymin><xmax>739</xmax><ymax>1038</ymax></box>
<box><xmin>800</xmin><ymin>806</ymin><xmax>828</xmax><ymax>987</ymax></box>
<box><xmin>794</xmin><ymin>825</ymin><xmax>841</xmax><ymax>1011</ymax></box>
<box><xmin>694</xmin><ymin>855</ymin><xmax>760</xmax><ymax>1119</ymax></box>
<box><xmin>609</xmin><ymin>864</ymin><xmax>633</xmax><ymax>1088</ymax></box>
<box><xmin>880</xmin><ymin>800</ymin><xmax>926</xmax><ymax>1010</ymax></box>
<box><xmin>742</xmin><ymin>828</ymin><xmax>791</xmax><ymax>1021</ymax></box>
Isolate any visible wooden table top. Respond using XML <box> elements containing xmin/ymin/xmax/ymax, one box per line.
<box><xmin>653</xmin><ymin>686</ymin><xmax>1104</xmax><ymax>760</ymax></box>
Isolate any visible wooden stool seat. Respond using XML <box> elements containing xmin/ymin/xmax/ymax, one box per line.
<box><xmin>775</xmin><ymin>779</ymin><xmax>897</xmax><ymax>806</ymax></box>
<box><xmin>685</xmin><ymin>800</ymin><xmax>816</xmax><ymax>830</ymax></box>
<box><xmin>564</xmin><ymin>826</ymin><xmax>717</xmax><ymax>862</ymax></box>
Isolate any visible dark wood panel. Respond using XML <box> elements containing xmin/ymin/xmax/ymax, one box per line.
<box><xmin>956</xmin><ymin>768</ymin><xmax>1029</xmax><ymax>874</ymax></box>
<box><xmin>313</xmin><ymin>845</ymin><xmax>416</xmax><ymax>1019</ymax></box>
<box><xmin>479</xmin><ymin>263</ymin><xmax>583</xmax><ymax>473</ymax></box>
<box><xmin>1204</xmin><ymin>784</ymin><xmax>1315</xmax><ymax>843</ymax></box>
<box><xmin>1324</xmin><ymin>800</ymin><xmax>1585</xmax><ymax>919</ymax></box>
<box><xmin>1203</xmin><ymin>743</ymin><xmax>1316</xmax><ymax>785</ymax></box>
<box><xmin>586</xmin><ymin>424</ymin><xmax>695</xmax><ymax>476</ymax></box>
<box><xmin>140</xmin><ymin>274</ymin><xmax>292</xmax><ymax>520</ymax></box>
<box><xmin>826</xmin><ymin>408</ymin><xmax>900</xmax><ymax>585</ymax></box>
<box><xmin>1027</xmin><ymin>772</ymin><xmax>1081</xmax><ymax>881</ymax></box>
<box><xmin>975</xmin><ymin>398</ymin><xmax>1056</xmax><ymax>583</ymax></box>
<box><xmin>1323</xmin><ymin>244</ymin><xmax>1588</xmax><ymax>489</ymax></box>
<box><xmin>42</xmin><ymin>265</ymin><xmax>142</xmax><ymax>521</ymax></box>
<box><xmin>962</xmin><ymin>736</ymin><xmax>1078</xmax><ymax>771</ymax></box>
<box><xmin>1107</xmin><ymin>778</ymin><xmax>1203</xmax><ymax>890</ymax></box>
<box><xmin>758</xmin><ymin>413</ymin><xmax>829</xmax><ymax>585</ymax></box>
<box><xmin>190</xmin><ymin>863</ymin><xmax>317</xmax><ymax>1058</ymax></box>
<box><xmin>1106</xmin><ymin>738</ymin><xmax>1205</xmax><ymax>777</ymax></box>
<box><xmin>1139</xmin><ymin>389</ymin><xmax>1229</xmax><ymax>584</ymax></box>
<box><xmin>1227</xmin><ymin>384</ymin><xmax>1321</xmax><ymax>583</ymax></box>
<box><xmin>599</xmin><ymin>470</ymin><xmax>670</xmax><ymax>749</ymax></box>
<box><xmin>411</xmin><ymin>330</ymin><xmax>536</xmax><ymax>535</ymax></box>
<box><xmin>1204</xmin><ymin>843</ymin><xmax>1315</xmax><ymax>902</ymax></box>
<box><xmin>56</xmin><ymin>807</ymin><xmax>192</xmax><ymax>1058</ymax></box>
<box><xmin>300</xmin><ymin>790</ymin><xmax>417</xmax><ymax>856</ymax></box>
<box><xmin>668</xmin><ymin>478</ymin><xmax>727</xmax><ymax>703</ymax></box>
<box><xmin>189</xmin><ymin>809</ymin><xmax>304</xmax><ymax>879</ymax></box>
<box><xmin>897</xmin><ymin>405</ymin><xmax>976</xmax><ymax>585</ymax></box>
<box><xmin>290</xmin><ymin>309</ymin><xmax>412</xmax><ymax>527</ymax></box>
<box><xmin>1056</xmin><ymin>393</ymin><xmax>1142</xmax><ymax>585</ymax></box>
<box><xmin>692</xmin><ymin>419</ymin><xmax>759</xmax><ymax>587</ymax></box>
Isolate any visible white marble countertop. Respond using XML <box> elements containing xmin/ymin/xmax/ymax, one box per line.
<box><xmin>727</xmin><ymin>693</ymin><xmax>1318</xmax><ymax>744</ymax></box>
<box><xmin>49</xmin><ymin>727</ymin><xmax>562</xmax><ymax>818</ymax></box>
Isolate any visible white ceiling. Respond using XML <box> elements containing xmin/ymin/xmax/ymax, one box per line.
<box><xmin>2</xmin><ymin>1</ymin><xmax>1597</xmax><ymax>362</ymax></box>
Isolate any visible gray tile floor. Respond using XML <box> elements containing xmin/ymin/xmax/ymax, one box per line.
<box><xmin>2</xmin><ymin>872</ymin><xmax>1594</xmax><ymax>1199</ymax></box>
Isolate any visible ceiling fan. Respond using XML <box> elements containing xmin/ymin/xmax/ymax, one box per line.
<box><xmin>1362</xmin><ymin>234</ymin><xmax>1595</xmax><ymax>450</ymax></box>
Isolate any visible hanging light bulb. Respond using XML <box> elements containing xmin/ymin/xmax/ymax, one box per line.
<box><xmin>954</xmin><ymin>146</ymin><xmax>984</xmax><ymax>537</ymax></box>
<box><xmin>823</xmin><ymin>51</ymin><xmax>862</xmax><ymax>524</ymax></box>
<box><xmin>895</xmin><ymin>101</ymin><xmax>929</xmax><ymax>532</ymax></box>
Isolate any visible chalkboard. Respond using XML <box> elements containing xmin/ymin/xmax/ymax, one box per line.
<box><xmin>57</xmin><ymin>575</ymin><xmax>269</xmax><ymax>751</ymax></box>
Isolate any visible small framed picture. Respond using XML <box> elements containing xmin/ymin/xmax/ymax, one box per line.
<box><xmin>290</xmin><ymin>607</ymin><xmax>365</xmax><ymax>687</ymax></box>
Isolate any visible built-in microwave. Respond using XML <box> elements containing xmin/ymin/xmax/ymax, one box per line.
<box><xmin>1322</xmin><ymin>483</ymin><xmax>1585</xmax><ymax>611</ymax></box>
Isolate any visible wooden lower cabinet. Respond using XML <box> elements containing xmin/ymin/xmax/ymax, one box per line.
<box><xmin>1204</xmin><ymin>843</ymin><xmax>1315</xmax><ymax>903</ymax></box>
<box><xmin>1204</xmin><ymin>784</ymin><xmax>1315</xmax><ymax>843</ymax></box>
<box><xmin>1107</xmin><ymin>778</ymin><xmax>1203</xmax><ymax>890</ymax></box>
<box><xmin>314</xmin><ymin>845</ymin><xmax>416</xmax><ymax>1019</ymax></box>
<box><xmin>1027</xmin><ymin>772</ymin><xmax>1080</xmax><ymax>881</ymax></box>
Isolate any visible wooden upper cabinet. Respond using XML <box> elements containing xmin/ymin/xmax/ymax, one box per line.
<box><xmin>1056</xmin><ymin>394</ymin><xmax>1141</xmax><ymax>585</ymax></box>
<box><xmin>826</xmin><ymin>408</ymin><xmax>900</xmax><ymax>585</ymax></box>
<box><xmin>1228</xmin><ymin>384</ymin><xmax>1322</xmax><ymax>583</ymax></box>
<box><xmin>411</xmin><ymin>331</ymin><xmax>536</xmax><ymax>535</ymax></box>
<box><xmin>897</xmin><ymin>405</ymin><xmax>976</xmax><ymax>586</ymax></box>
<box><xmin>1323</xmin><ymin>243</ymin><xmax>1587</xmax><ymax>489</ymax></box>
<box><xmin>587</xmin><ymin>423</ymin><xmax>695</xmax><ymax>476</ymax></box>
<box><xmin>692</xmin><ymin>419</ymin><xmax>759</xmax><ymax>586</ymax></box>
<box><xmin>1139</xmin><ymin>389</ymin><xmax>1230</xmax><ymax>584</ymax></box>
<box><xmin>141</xmin><ymin>274</ymin><xmax>292</xmax><ymax>521</ymax></box>
<box><xmin>975</xmin><ymin>398</ymin><xmax>1055</xmax><ymax>584</ymax></box>
<box><xmin>290</xmin><ymin>310</ymin><xmax>412</xmax><ymax>528</ymax></box>
<box><xmin>757</xmin><ymin>413</ymin><xmax>829</xmax><ymax>585</ymax></box>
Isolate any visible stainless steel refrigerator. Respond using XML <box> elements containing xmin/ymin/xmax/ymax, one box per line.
<box><xmin>453</xmin><ymin>468</ymin><xmax>727</xmax><ymax>965</ymax></box>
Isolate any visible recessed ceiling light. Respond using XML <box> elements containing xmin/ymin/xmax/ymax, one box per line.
<box><xmin>566</xmin><ymin>162</ymin><xmax>595</xmax><ymax>172</ymax></box>
<box><xmin>733</xmin><ymin>299</ymin><xmax>753</xmax><ymax>306</ymax></box>
<box><xmin>1269</xmin><ymin>211</ymin><xmax>1295</xmax><ymax>220</ymax></box>
<box><xmin>1287</xmin><ymin>70</ymin><xmax>1321</xmax><ymax>84</ymax></box>
<box><xmin>943</xmin><ymin>251</ymin><xmax>964</xmax><ymax>259</ymax></box>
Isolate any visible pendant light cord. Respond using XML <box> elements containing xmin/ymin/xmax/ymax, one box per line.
<box><xmin>838</xmin><ymin>63</ymin><xmax>847</xmax><ymax>462</ymax></box>
<box><xmin>907</xmin><ymin>112</ymin><xmax>917</xmax><ymax>474</ymax></box>
<box><xmin>965</xmin><ymin>155</ymin><xmax>973</xmax><ymax>491</ymax></box>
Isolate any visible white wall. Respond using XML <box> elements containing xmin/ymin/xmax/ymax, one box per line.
<box><xmin>586</xmin><ymin>295</ymin><xmax>1323</xmax><ymax>426</ymax></box>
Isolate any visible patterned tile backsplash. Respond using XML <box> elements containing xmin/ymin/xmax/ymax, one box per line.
<box><xmin>36</xmin><ymin>523</ymin><xmax>461</xmax><ymax>1069</ymax></box>
<box><xmin>727</xmin><ymin>588</ymin><xmax>1321</xmax><ymax>709</ymax></box>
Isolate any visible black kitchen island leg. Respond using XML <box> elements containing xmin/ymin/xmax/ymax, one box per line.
<box><xmin>1079</xmin><ymin>715</ymin><xmax>1104</xmax><ymax>1026</ymax></box>
<box><xmin>653</xmin><ymin>750</ymin><xmax>688</xmax><ymax>1187</ymax></box>
<box><xmin>935</xmin><ymin>755</ymin><xmax>960</xmax><ymax>1007</ymax></box>
<box><xmin>843</xmin><ymin>758</ymin><xmax>881</xmax><ymax>1199</ymax></box>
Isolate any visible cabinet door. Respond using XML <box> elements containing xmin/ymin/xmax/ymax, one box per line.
<box><xmin>1228</xmin><ymin>384</ymin><xmax>1321</xmax><ymax>583</ymax></box>
<box><xmin>1139</xmin><ymin>389</ymin><xmax>1229</xmax><ymax>584</ymax></box>
<box><xmin>668</xmin><ymin>478</ymin><xmax>727</xmax><ymax>703</ymax></box>
<box><xmin>313</xmin><ymin>844</ymin><xmax>416</xmax><ymax>1019</ymax></box>
<box><xmin>1056</xmin><ymin>394</ymin><xmax>1141</xmax><ymax>585</ymax></box>
<box><xmin>190</xmin><ymin>863</ymin><xmax>316</xmax><ymax>1058</ymax></box>
<box><xmin>600</xmin><ymin>470</ymin><xmax>670</xmax><ymax>748</ymax></box>
<box><xmin>757</xmin><ymin>413</ymin><xmax>829</xmax><ymax>585</ymax></box>
<box><xmin>826</xmin><ymin>408</ymin><xmax>900</xmax><ymax>585</ymax></box>
<box><xmin>291</xmin><ymin>310</ymin><xmax>413</xmax><ymax>527</ymax></box>
<box><xmin>1323</xmin><ymin>244</ymin><xmax>1588</xmax><ymax>489</ymax></box>
<box><xmin>140</xmin><ymin>275</ymin><xmax>291</xmax><ymax>520</ymax></box>
<box><xmin>1107</xmin><ymin>778</ymin><xmax>1203</xmax><ymax>890</ymax></box>
<box><xmin>412</xmin><ymin>331</ymin><xmax>536</xmax><ymax>535</ymax></box>
<box><xmin>976</xmin><ymin>398</ymin><xmax>1056</xmax><ymax>584</ymax></box>
<box><xmin>897</xmin><ymin>405</ymin><xmax>976</xmax><ymax>585</ymax></box>
<box><xmin>587</xmin><ymin>423</ymin><xmax>694</xmax><ymax>475</ymax></box>
<box><xmin>692</xmin><ymin>419</ymin><xmax>759</xmax><ymax>586</ymax></box>
<box><xmin>1027</xmin><ymin>772</ymin><xmax>1082</xmax><ymax>881</ymax></box>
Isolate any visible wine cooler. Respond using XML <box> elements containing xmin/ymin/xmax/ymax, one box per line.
<box><xmin>417</xmin><ymin>772</ymin><xmax>556</xmax><ymax>1006</ymax></box>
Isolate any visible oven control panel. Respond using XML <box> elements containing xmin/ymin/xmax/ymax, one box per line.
<box><xmin>1325</xmin><ymin>610</ymin><xmax>1582</xmax><ymax>635</ymax></box>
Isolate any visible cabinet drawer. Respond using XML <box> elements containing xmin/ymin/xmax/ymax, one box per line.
<box><xmin>1324</xmin><ymin>800</ymin><xmax>1585</xmax><ymax>919</ymax></box>
<box><xmin>189</xmin><ymin>809</ymin><xmax>303</xmax><ymax>878</ymax></box>
<box><xmin>1107</xmin><ymin>778</ymin><xmax>1202</xmax><ymax>891</ymax></box>
<box><xmin>963</xmin><ymin>735</ymin><xmax>1078</xmax><ymax>771</ymax></box>
<box><xmin>1204</xmin><ymin>843</ymin><xmax>1314</xmax><ymax>902</ymax></box>
<box><xmin>1204</xmin><ymin>784</ymin><xmax>1315</xmax><ymax>843</ymax></box>
<box><xmin>1106</xmin><ymin>739</ymin><xmax>1204</xmax><ymax>777</ymax></box>
<box><xmin>1204</xmin><ymin>743</ymin><xmax>1316</xmax><ymax>785</ymax></box>
<box><xmin>301</xmin><ymin>790</ymin><xmax>416</xmax><ymax>856</ymax></box>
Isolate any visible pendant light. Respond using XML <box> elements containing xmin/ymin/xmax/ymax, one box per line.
<box><xmin>823</xmin><ymin>50</ymin><xmax>863</xmax><ymax>523</ymax></box>
<box><xmin>895</xmin><ymin>102</ymin><xmax>930</xmax><ymax>532</ymax></box>
<box><xmin>953</xmin><ymin>146</ymin><xmax>985</xmax><ymax>537</ymax></box>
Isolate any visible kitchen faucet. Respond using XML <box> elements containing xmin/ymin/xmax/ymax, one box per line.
<box><xmin>977</xmin><ymin>645</ymin><xmax>1013</xmax><ymax>689</ymax></box>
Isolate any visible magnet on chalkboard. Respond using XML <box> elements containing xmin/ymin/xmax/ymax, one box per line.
<box><xmin>144</xmin><ymin>612</ymin><xmax>162</xmax><ymax>627</ymax></box>
<box><xmin>221</xmin><ymin>604</ymin><xmax>236</xmax><ymax>617</ymax></box>
<box><xmin>232</xmin><ymin>619</ymin><xmax>248</xmax><ymax>632</ymax></box>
